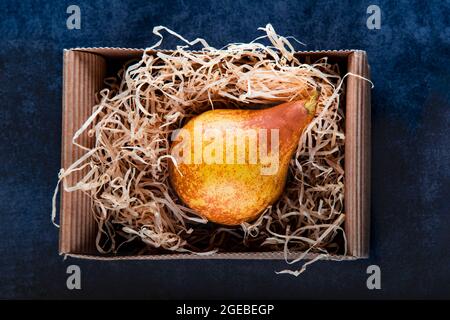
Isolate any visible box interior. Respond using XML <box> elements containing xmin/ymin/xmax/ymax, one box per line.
<box><xmin>60</xmin><ymin>48</ymin><xmax>370</xmax><ymax>260</ymax></box>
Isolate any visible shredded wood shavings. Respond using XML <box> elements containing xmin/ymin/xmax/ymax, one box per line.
<box><xmin>53</xmin><ymin>24</ymin><xmax>349</xmax><ymax>275</ymax></box>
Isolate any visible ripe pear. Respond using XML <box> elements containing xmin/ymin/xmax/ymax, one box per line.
<box><xmin>169</xmin><ymin>92</ymin><xmax>318</xmax><ymax>225</ymax></box>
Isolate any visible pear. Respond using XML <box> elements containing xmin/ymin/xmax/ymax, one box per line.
<box><xmin>169</xmin><ymin>92</ymin><xmax>318</xmax><ymax>225</ymax></box>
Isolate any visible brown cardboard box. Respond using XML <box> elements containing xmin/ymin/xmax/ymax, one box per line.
<box><xmin>59</xmin><ymin>48</ymin><xmax>370</xmax><ymax>261</ymax></box>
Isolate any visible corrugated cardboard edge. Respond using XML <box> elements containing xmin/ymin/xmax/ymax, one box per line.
<box><xmin>60</xmin><ymin>50</ymin><xmax>106</xmax><ymax>254</ymax></box>
<box><xmin>345</xmin><ymin>51</ymin><xmax>371</xmax><ymax>258</ymax></box>
<box><xmin>59</xmin><ymin>47</ymin><xmax>371</xmax><ymax>261</ymax></box>
<box><xmin>68</xmin><ymin>47</ymin><xmax>368</xmax><ymax>58</ymax></box>
<box><xmin>64</xmin><ymin>252</ymin><xmax>358</xmax><ymax>261</ymax></box>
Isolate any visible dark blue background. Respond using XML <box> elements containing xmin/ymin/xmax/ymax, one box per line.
<box><xmin>1</xmin><ymin>0</ymin><xmax>449</xmax><ymax>299</ymax></box>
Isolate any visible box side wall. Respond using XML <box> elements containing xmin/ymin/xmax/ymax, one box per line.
<box><xmin>365</xmin><ymin>60</ymin><xmax>371</xmax><ymax>257</ymax></box>
<box><xmin>345</xmin><ymin>51</ymin><xmax>371</xmax><ymax>258</ymax></box>
<box><xmin>60</xmin><ymin>51</ymin><xmax>106</xmax><ymax>254</ymax></box>
<box><xmin>72</xmin><ymin>47</ymin><xmax>359</xmax><ymax>59</ymax></box>
<box><xmin>64</xmin><ymin>251</ymin><xmax>358</xmax><ymax>261</ymax></box>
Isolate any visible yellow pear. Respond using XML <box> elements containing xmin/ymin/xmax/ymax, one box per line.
<box><xmin>169</xmin><ymin>92</ymin><xmax>318</xmax><ymax>225</ymax></box>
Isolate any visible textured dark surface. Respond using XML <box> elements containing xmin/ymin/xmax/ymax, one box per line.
<box><xmin>1</xmin><ymin>0</ymin><xmax>449</xmax><ymax>299</ymax></box>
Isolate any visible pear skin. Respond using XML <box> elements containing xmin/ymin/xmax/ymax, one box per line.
<box><xmin>169</xmin><ymin>93</ymin><xmax>317</xmax><ymax>225</ymax></box>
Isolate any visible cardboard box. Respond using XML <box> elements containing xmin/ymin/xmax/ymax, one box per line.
<box><xmin>59</xmin><ymin>48</ymin><xmax>370</xmax><ymax>261</ymax></box>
